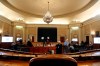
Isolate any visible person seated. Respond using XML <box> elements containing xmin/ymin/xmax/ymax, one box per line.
<box><xmin>56</xmin><ymin>41</ymin><xmax>62</xmax><ymax>54</ymax></box>
<box><xmin>12</xmin><ymin>42</ymin><xmax>19</xmax><ymax>50</ymax></box>
<box><xmin>69</xmin><ymin>45</ymin><xmax>75</xmax><ymax>52</ymax></box>
<box><xmin>88</xmin><ymin>42</ymin><xmax>93</xmax><ymax>50</ymax></box>
<box><xmin>27</xmin><ymin>40</ymin><xmax>33</xmax><ymax>47</ymax></box>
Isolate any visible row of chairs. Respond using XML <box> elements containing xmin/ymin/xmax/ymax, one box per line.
<box><xmin>0</xmin><ymin>48</ymin><xmax>100</xmax><ymax>61</ymax></box>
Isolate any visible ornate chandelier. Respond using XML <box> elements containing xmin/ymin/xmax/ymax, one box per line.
<box><xmin>43</xmin><ymin>2</ymin><xmax>53</xmax><ymax>24</ymax></box>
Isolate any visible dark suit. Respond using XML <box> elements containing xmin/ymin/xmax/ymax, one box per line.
<box><xmin>56</xmin><ymin>44</ymin><xmax>62</xmax><ymax>54</ymax></box>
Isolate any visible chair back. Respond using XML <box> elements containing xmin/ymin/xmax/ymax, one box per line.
<box><xmin>29</xmin><ymin>54</ymin><xmax>77</xmax><ymax>66</ymax></box>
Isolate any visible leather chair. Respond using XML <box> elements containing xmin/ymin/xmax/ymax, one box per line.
<box><xmin>29</xmin><ymin>54</ymin><xmax>77</xmax><ymax>66</ymax></box>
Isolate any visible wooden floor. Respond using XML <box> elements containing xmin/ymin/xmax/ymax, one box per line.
<box><xmin>78</xmin><ymin>60</ymin><xmax>100</xmax><ymax>66</ymax></box>
<box><xmin>0</xmin><ymin>59</ymin><xmax>29</xmax><ymax>66</ymax></box>
<box><xmin>0</xmin><ymin>59</ymin><xmax>100</xmax><ymax>66</ymax></box>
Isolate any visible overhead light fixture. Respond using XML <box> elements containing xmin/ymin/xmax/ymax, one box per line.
<box><xmin>16</xmin><ymin>26</ymin><xmax>23</xmax><ymax>29</ymax></box>
<box><xmin>43</xmin><ymin>2</ymin><xmax>53</xmax><ymax>24</ymax></box>
<box><xmin>71</xmin><ymin>26</ymin><xmax>79</xmax><ymax>30</ymax></box>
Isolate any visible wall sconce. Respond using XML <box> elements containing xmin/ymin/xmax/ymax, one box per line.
<box><xmin>91</xmin><ymin>31</ymin><xmax>95</xmax><ymax>43</ymax></box>
<box><xmin>16</xmin><ymin>26</ymin><xmax>23</xmax><ymax>29</ymax></box>
<box><xmin>0</xmin><ymin>30</ymin><xmax>2</xmax><ymax>36</ymax></box>
<box><xmin>91</xmin><ymin>31</ymin><xmax>95</xmax><ymax>36</ymax></box>
<box><xmin>71</xmin><ymin>26</ymin><xmax>79</xmax><ymax>30</ymax></box>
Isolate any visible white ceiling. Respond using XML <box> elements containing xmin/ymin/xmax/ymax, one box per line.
<box><xmin>0</xmin><ymin>0</ymin><xmax>100</xmax><ymax>24</ymax></box>
<box><xmin>7</xmin><ymin>0</ymin><xmax>91</xmax><ymax>16</ymax></box>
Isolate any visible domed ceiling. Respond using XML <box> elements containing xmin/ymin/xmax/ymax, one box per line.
<box><xmin>7</xmin><ymin>0</ymin><xmax>91</xmax><ymax>16</ymax></box>
<box><xmin>0</xmin><ymin>0</ymin><xmax>100</xmax><ymax>24</ymax></box>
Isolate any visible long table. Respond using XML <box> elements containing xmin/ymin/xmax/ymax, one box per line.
<box><xmin>30</xmin><ymin>46</ymin><xmax>56</xmax><ymax>54</ymax></box>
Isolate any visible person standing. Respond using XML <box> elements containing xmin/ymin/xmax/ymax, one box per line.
<box><xmin>56</xmin><ymin>41</ymin><xmax>62</xmax><ymax>54</ymax></box>
<box><xmin>63</xmin><ymin>39</ymin><xmax>69</xmax><ymax>54</ymax></box>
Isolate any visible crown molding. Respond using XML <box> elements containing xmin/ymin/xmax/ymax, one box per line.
<box><xmin>0</xmin><ymin>15</ymin><xmax>12</xmax><ymax>24</ymax></box>
<box><xmin>83</xmin><ymin>15</ymin><xmax>100</xmax><ymax>26</ymax></box>
<box><xmin>0</xmin><ymin>0</ymin><xmax>98</xmax><ymax>17</ymax></box>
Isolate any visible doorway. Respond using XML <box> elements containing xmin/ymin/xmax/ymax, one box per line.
<box><xmin>86</xmin><ymin>36</ymin><xmax>89</xmax><ymax>44</ymax></box>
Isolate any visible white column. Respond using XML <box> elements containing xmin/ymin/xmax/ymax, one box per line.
<box><xmin>35</xmin><ymin>27</ymin><xmax>38</xmax><ymax>42</ymax></box>
<box><xmin>69</xmin><ymin>28</ymin><xmax>72</xmax><ymax>43</ymax></box>
<box><xmin>13</xmin><ymin>25</ymin><xmax>16</xmax><ymax>42</ymax></box>
<box><xmin>22</xmin><ymin>26</ymin><xmax>25</xmax><ymax>42</ymax></box>
<box><xmin>78</xmin><ymin>27</ymin><xmax>81</xmax><ymax>44</ymax></box>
